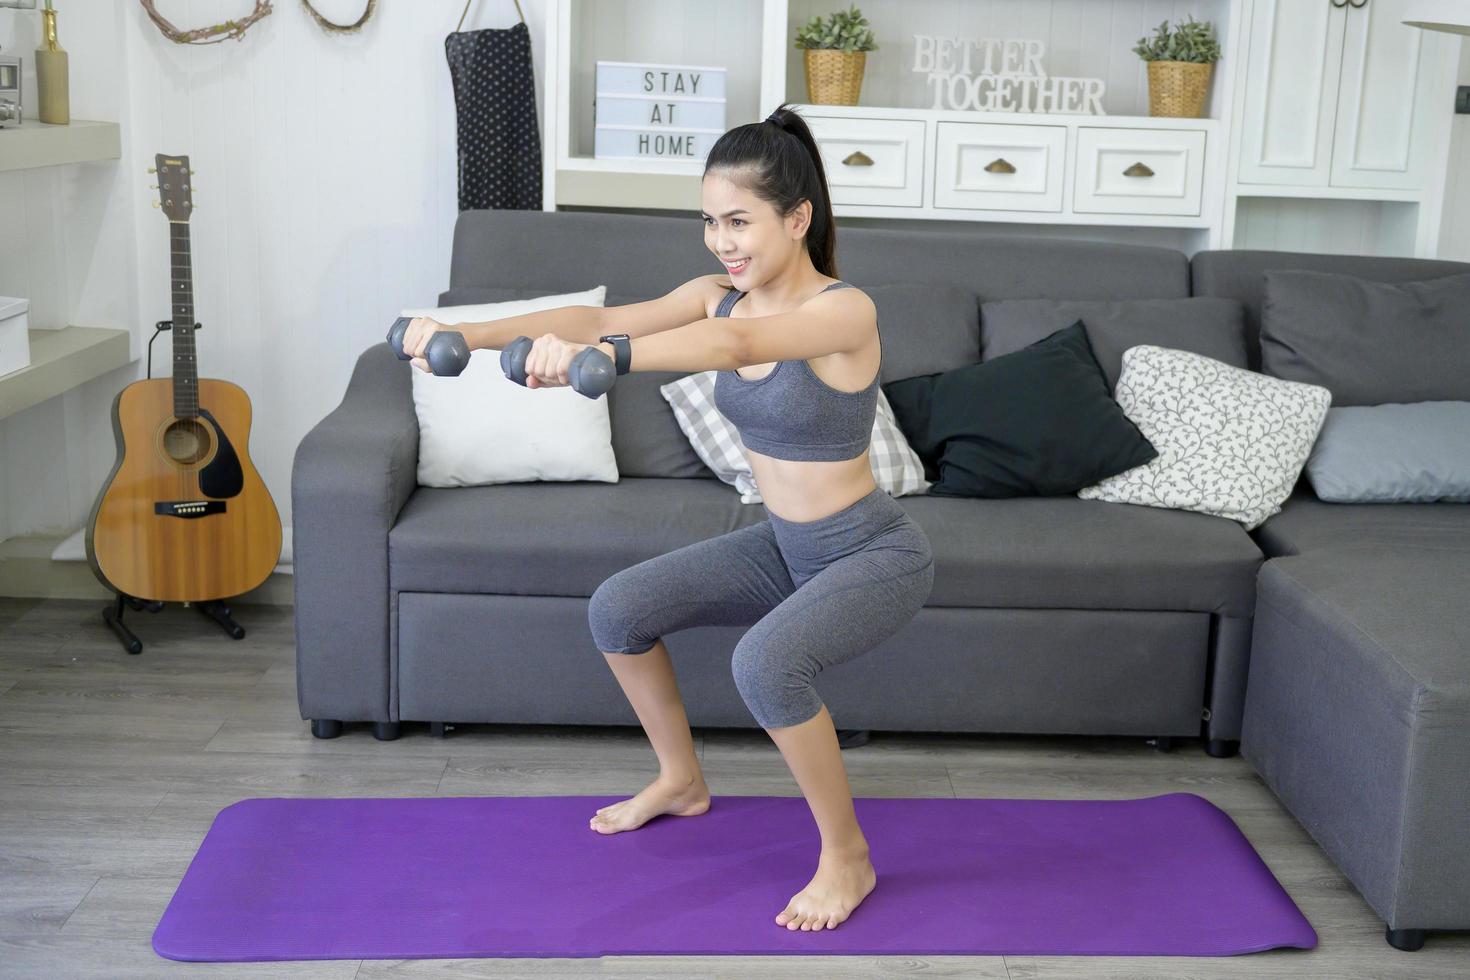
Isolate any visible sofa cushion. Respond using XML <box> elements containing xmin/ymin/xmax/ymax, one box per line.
<box><xmin>1261</xmin><ymin>270</ymin><xmax>1470</xmax><ymax>406</ymax></box>
<box><xmin>1255</xmin><ymin>548</ymin><xmax>1470</xmax><ymax>699</ymax></box>
<box><xmin>391</xmin><ymin>477</ymin><xmax>1264</xmax><ymax>616</ymax></box>
<box><xmin>1250</xmin><ymin>484</ymin><xmax>1470</xmax><ymax>558</ymax></box>
<box><xmin>1188</xmin><ymin>249</ymin><xmax>1470</xmax><ymax>371</ymax></box>
<box><xmin>980</xmin><ymin>297</ymin><xmax>1247</xmax><ymax>393</ymax></box>
<box><xmin>447</xmin><ymin>209</ymin><xmax>1190</xmax><ymax>306</ymax></box>
<box><xmin>390</xmin><ymin>478</ymin><xmax>768</xmax><ymax>597</ymax></box>
<box><xmin>898</xmin><ymin>492</ymin><xmax>1263</xmax><ymax>616</ymax></box>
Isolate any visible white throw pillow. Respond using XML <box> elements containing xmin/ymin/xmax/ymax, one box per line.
<box><xmin>1077</xmin><ymin>345</ymin><xmax>1332</xmax><ymax>531</ymax></box>
<box><xmin>659</xmin><ymin>370</ymin><xmax>931</xmax><ymax>504</ymax></box>
<box><xmin>402</xmin><ymin>287</ymin><xmax>617</xmax><ymax>488</ymax></box>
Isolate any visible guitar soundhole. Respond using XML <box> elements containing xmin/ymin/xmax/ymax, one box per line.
<box><xmin>162</xmin><ymin>417</ymin><xmax>212</xmax><ymax>465</ymax></box>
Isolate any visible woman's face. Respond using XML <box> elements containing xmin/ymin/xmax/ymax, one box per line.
<box><xmin>701</xmin><ymin>171</ymin><xmax>810</xmax><ymax>288</ymax></box>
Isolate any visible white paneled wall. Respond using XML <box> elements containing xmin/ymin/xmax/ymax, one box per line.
<box><xmin>1438</xmin><ymin>42</ymin><xmax>1470</xmax><ymax>261</ymax></box>
<box><xmin>0</xmin><ymin>0</ymin><xmax>549</xmax><ymax>544</ymax></box>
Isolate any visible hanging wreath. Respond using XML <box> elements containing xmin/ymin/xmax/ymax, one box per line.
<box><xmin>140</xmin><ymin>1</ymin><xmax>378</xmax><ymax>44</ymax></box>
<box><xmin>139</xmin><ymin>0</ymin><xmax>274</xmax><ymax>45</ymax></box>
<box><xmin>301</xmin><ymin>0</ymin><xmax>377</xmax><ymax>33</ymax></box>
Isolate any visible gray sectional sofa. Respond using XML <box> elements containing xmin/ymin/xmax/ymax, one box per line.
<box><xmin>292</xmin><ymin>209</ymin><xmax>1469</xmax><ymax>951</ymax></box>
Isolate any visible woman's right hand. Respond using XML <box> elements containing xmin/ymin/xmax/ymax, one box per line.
<box><xmin>403</xmin><ymin>316</ymin><xmax>450</xmax><ymax>374</ymax></box>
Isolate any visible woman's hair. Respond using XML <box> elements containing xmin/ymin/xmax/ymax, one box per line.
<box><xmin>703</xmin><ymin>102</ymin><xmax>838</xmax><ymax>278</ymax></box>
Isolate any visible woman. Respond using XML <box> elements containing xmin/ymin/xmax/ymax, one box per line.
<box><xmin>401</xmin><ymin>103</ymin><xmax>935</xmax><ymax>933</ymax></box>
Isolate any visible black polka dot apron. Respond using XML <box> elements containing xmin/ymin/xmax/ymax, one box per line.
<box><xmin>445</xmin><ymin>0</ymin><xmax>542</xmax><ymax>212</ymax></box>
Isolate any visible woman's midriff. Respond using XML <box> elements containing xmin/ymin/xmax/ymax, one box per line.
<box><xmin>749</xmin><ymin>449</ymin><xmax>878</xmax><ymax>523</ymax></box>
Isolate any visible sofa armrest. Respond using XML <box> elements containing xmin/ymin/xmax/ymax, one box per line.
<box><xmin>292</xmin><ymin>342</ymin><xmax>419</xmax><ymax>724</ymax></box>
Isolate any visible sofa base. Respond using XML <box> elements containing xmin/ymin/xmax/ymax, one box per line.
<box><xmin>392</xmin><ymin>592</ymin><xmax>1213</xmax><ymax>737</ymax></box>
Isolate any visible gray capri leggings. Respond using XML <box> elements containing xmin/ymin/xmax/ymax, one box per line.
<box><xmin>587</xmin><ymin>486</ymin><xmax>935</xmax><ymax>729</ymax></box>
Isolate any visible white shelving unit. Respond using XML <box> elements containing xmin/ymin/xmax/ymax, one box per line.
<box><xmin>0</xmin><ymin>325</ymin><xmax>131</xmax><ymax>422</ymax></box>
<box><xmin>542</xmin><ymin>0</ymin><xmax>1247</xmax><ymax>250</ymax></box>
<box><xmin>1221</xmin><ymin>0</ymin><xmax>1462</xmax><ymax>257</ymax></box>
<box><xmin>0</xmin><ymin>117</ymin><xmax>120</xmax><ymax>173</ymax></box>
<box><xmin>0</xmin><ymin>116</ymin><xmax>130</xmax><ymax>415</ymax></box>
<box><xmin>541</xmin><ymin>0</ymin><xmax>1462</xmax><ymax>258</ymax></box>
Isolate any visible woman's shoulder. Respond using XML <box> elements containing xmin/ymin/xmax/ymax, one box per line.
<box><xmin>810</xmin><ymin>280</ymin><xmax>875</xmax><ymax>318</ymax></box>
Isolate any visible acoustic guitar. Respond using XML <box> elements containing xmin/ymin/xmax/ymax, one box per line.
<box><xmin>85</xmin><ymin>153</ymin><xmax>282</xmax><ymax>602</ymax></box>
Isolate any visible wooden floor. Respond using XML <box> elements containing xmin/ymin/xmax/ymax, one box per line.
<box><xmin>1</xmin><ymin>596</ymin><xmax>1465</xmax><ymax>979</ymax></box>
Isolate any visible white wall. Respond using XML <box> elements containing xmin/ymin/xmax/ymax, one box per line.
<box><xmin>1437</xmin><ymin>40</ymin><xmax>1470</xmax><ymax>260</ymax></box>
<box><xmin>0</xmin><ymin>0</ymin><xmax>548</xmax><ymax>544</ymax></box>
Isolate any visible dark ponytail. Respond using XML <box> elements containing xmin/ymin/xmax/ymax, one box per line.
<box><xmin>704</xmin><ymin>102</ymin><xmax>838</xmax><ymax>279</ymax></box>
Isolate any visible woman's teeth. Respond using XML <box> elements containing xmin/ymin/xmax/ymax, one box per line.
<box><xmin>724</xmin><ymin>258</ymin><xmax>750</xmax><ymax>272</ymax></box>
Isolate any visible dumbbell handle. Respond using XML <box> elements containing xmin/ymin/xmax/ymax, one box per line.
<box><xmin>499</xmin><ymin>335</ymin><xmax>616</xmax><ymax>399</ymax></box>
<box><xmin>386</xmin><ymin>316</ymin><xmax>471</xmax><ymax>377</ymax></box>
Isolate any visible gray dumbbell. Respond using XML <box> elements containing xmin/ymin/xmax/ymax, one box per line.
<box><xmin>386</xmin><ymin>316</ymin><xmax>470</xmax><ymax>377</ymax></box>
<box><xmin>499</xmin><ymin>335</ymin><xmax>617</xmax><ymax>399</ymax></box>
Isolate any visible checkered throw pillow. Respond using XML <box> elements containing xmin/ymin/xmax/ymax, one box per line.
<box><xmin>659</xmin><ymin>371</ymin><xmax>931</xmax><ymax>504</ymax></box>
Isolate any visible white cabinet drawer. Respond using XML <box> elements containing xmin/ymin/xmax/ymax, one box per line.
<box><xmin>1074</xmin><ymin>127</ymin><xmax>1206</xmax><ymax>216</ymax></box>
<box><xmin>934</xmin><ymin>121</ymin><xmax>1066</xmax><ymax>212</ymax></box>
<box><xmin>805</xmin><ymin>115</ymin><xmax>925</xmax><ymax>207</ymax></box>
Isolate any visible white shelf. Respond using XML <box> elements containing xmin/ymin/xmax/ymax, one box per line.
<box><xmin>1230</xmin><ymin>183</ymin><xmax>1422</xmax><ymax>203</ymax></box>
<box><xmin>0</xmin><ymin>118</ymin><xmax>122</xmax><ymax>173</ymax></box>
<box><xmin>0</xmin><ymin>326</ymin><xmax>134</xmax><ymax>421</ymax></box>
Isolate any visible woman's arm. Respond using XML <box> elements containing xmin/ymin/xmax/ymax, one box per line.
<box><xmin>614</xmin><ymin>317</ymin><xmax>745</xmax><ymax>373</ymax></box>
<box><xmin>461</xmin><ymin>305</ymin><xmax>605</xmax><ymax>351</ymax></box>
<box><xmin>461</xmin><ymin>276</ymin><xmax>723</xmax><ymax>352</ymax></box>
<box><xmin>620</xmin><ymin>288</ymin><xmax>872</xmax><ymax>374</ymax></box>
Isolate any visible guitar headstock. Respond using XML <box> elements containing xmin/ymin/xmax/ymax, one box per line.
<box><xmin>151</xmin><ymin>153</ymin><xmax>194</xmax><ymax>222</ymax></box>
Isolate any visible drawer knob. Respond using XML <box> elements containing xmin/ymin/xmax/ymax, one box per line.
<box><xmin>841</xmin><ymin>150</ymin><xmax>874</xmax><ymax>167</ymax></box>
<box><xmin>983</xmin><ymin>158</ymin><xmax>1017</xmax><ymax>174</ymax></box>
<box><xmin>1123</xmin><ymin>162</ymin><xmax>1156</xmax><ymax>178</ymax></box>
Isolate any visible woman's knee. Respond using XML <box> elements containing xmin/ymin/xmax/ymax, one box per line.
<box><xmin>587</xmin><ymin>574</ymin><xmax>657</xmax><ymax>654</ymax></box>
<box><xmin>731</xmin><ymin>634</ymin><xmax>821</xmax><ymax>728</ymax></box>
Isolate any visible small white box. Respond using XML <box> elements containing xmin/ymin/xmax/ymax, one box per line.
<box><xmin>594</xmin><ymin>93</ymin><xmax>726</xmax><ymax>131</ymax></box>
<box><xmin>0</xmin><ymin>295</ymin><xmax>31</xmax><ymax>378</ymax></box>
<box><xmin>594</xmin><ymin>125</ymin><xmax>721</xmax><ymax>162</ymax></box>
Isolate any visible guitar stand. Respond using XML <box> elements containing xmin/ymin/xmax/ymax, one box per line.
<box><xmin>103</xmin><ymin>592</ymin><xmax>246</xmax><ymax>655</ymax></box>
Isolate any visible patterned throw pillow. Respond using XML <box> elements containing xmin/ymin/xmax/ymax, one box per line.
<box><xmin>1077</xmin><ymin>346</ymin><xmax>1332</xmax><ymax>531</ymax></box>
<box><xmin>659</xmin><ymin>371</ymin><xmax>930</xmax><ymax>504</ymax></box>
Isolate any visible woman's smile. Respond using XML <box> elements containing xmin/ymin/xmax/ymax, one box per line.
<box><xmin>723</xmin><ymin>257</ymin><xmax>751</xmax><ymax>274</ymax></box>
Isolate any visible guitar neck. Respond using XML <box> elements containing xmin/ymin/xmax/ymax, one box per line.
<box><xmin>169</xmin><ymin>221</ymin><xmax>198</xmax><ymax>419</ymax></box>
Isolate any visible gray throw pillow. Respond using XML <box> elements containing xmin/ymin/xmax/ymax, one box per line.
<box><xmin>980</xmin><ymin>297</ymin><xmax>1247</xmax><ymax>394</ymax></box>
<box><xmin>1262</xmin><ymin>270</ymin><xmax>1470</xmax><ymax>406</ymax></box>
<box><xmin>1304</xmin><ymin>402</ymin><xmax>1470</xmax><ymax>503</ymax></box>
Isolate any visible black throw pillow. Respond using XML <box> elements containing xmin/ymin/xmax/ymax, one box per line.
<box><xmin>882</xmin><ymin>321</ymin><xmax>1157</xmax><ymax>498</ymax></box>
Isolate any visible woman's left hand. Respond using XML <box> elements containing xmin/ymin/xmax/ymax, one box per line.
<box><xmin>525</xmin><ymin>335</ymin><xmax>613</xmax><ymax>388</ymax></box>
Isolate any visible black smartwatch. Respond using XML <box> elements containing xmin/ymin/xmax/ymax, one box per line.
<box><xmin>598</xmin><ymin>333</ymin><xmax>632</xmax><ymax>376</ymax></box>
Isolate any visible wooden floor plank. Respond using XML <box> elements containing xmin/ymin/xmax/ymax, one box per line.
<box><xmin>0</xmin><ymin>596</ymin><xmax>1465</xmax><ymax>978</ymax></box>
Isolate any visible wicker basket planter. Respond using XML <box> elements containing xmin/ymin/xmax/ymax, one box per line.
<box><xmin>1146</xmin><ymin>60</ymin><xmax>1214</xmax><ymax>118</ymax></box>
<box><xmin>803</xmin><ymin>49</ymin><xmax>867</xmax><ymax>106</ymax></box>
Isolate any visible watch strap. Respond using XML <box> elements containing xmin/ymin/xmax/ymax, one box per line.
<box><xmin>598</xmin><ymin>334</ymin><xmax>632</xmax><ymax>375</ymax></box>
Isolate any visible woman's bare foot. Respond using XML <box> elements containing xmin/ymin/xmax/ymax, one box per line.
<box><xmin>774</xmin><ymin>846</ymin><xmax>877</xmax><ymax>931</ymax></box>
<box><xmin>588</xmin><ymin>774</ymin><xmax>711</xmax><ymax>834</ymax></box>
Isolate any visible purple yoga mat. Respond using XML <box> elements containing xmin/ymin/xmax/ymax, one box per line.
<box><xmin>153</xmin><ymin>792</ymin><xmax>1317</xmax><ymax>961</ymax></box>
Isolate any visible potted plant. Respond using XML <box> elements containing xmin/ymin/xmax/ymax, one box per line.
<box><xmin>1133</xmin><ymin>16</ymin><xmax>1221</xmax><ymax>118</ymax></box>
<box><xmin>794</xmin><ymin>5</ymin><xmax>878</xmax><ymax>106</ymax></box>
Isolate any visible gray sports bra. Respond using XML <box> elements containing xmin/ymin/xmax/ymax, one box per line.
<box><xmin>712</xmin><ymin>280</ymin><xmax>881</xmax><ymax>462</ymax></box>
